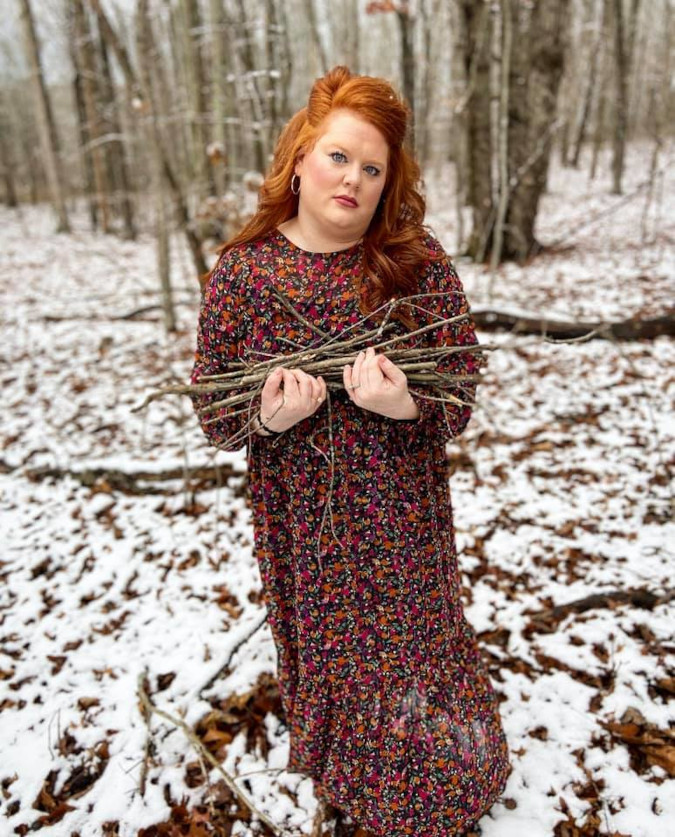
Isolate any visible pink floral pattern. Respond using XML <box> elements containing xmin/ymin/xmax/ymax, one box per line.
<box><xmin>190</xmin><ymin>229</ymin><xmax>511</xmax><ymax>836</ymax></box>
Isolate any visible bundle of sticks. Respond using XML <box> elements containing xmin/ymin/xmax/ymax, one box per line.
<box><xmin>134</xmin><ymin>289</ymin><xmax>491</xmax><ymax>449</ymax></box>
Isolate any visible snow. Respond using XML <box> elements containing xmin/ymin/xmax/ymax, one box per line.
<box><xmin>1</xmin><ymin>141</ymin><xmax>674</xmax><ymax>835</ymax></box>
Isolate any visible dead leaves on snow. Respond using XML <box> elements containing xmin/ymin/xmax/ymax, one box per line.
<box><xmin>7</xmin><ymin>734</ymin><xmax>111</xmax><ymax>832</ymax></box>
<box><xmin>602</xmin><ymin>706</ymin><xmax>675</xmax><ymax>778</ymax></box>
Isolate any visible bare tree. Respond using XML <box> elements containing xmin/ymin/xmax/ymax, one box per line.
<box><xmin>0</xmin><ymin>92</ymin><xmax>19</xmax><ymax>208</ymax></box>
<box><xmin>209</xmin><ymin>0</ymin><xmax>231</xmax><ymax>190</ymax></box>
<box><xmin>303</xmin><ymin>0</ymin><xmax>330</xmax><ymax>74</ymax></box>
<box><xmin>489</xmin><ymin>0</ymin><xmax>512</xmax><ymax>282</ymax></box>
<box><xmin>570</xmin><ymin>0</ymin><xmax>604</xmax><ymax>167</ymax></box>
<box><xmin>95</xmin><ymin>11</ymin><xmax>137</xmax><ymax>238</ymax></box>
<box><xmin>18</xmin><ymin>0</ymin><xmax>70</xmax><ymax>231</ymax></box>
<box><xmin>457</xmin><ymin>0</ymin><xmax>572</xmax><ymax>262</ymax></box>
<box><xmin>179</xmin><ymin>0</ymin><xmax>216</xmax><ymax>200</ymax></box>
<box><xmin>136</xmin><ymin>0</ymin><xmax>176</xmax><ymax>334</ymax></box>
<box><xmin>72</xmin><ymin>0</ymin><xmax>111</xmax><ymax>232</ymax></box>
<box><xmin>609</xmin><ymin>0</ymin><xmax>642</xmax><ymax>194</ymax></box>
<box><xmin>87</xmin><ymin>0</ymin><xmax>207</xmax><ymax>278</ymax></box>
<box><xmin>229</xmin><ymin>0</ymin><xmax>268</xmax><ymax>173</ymax></box>
<box><xmin>366</xmin><ymin>2</ymin><xmax>417</xmax><ymax>147</ymax></box>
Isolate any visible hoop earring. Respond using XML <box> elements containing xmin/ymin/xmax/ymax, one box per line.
<box><xmin>290</xmin><ymin>174</ymin><xmax>300</xmax><ymax>195</ymax></box>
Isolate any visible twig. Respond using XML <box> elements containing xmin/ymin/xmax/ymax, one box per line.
<box><xmin>138</xmin><ymin>672</ymin><xmax>152</xmax><ymax>796</ymax></box>
<box><xmin>137</xmin><ymin>671</ymin><xmax>282</xmax><ymax>835</ymax></box>
<box><xmin>199</xmin><ymin>610</ymin><xmax>269</xmax><ymax>697</ymax></box>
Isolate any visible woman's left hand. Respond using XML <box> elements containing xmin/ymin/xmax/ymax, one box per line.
<box><xmin>343</xmin><ymin>346</ymin><xmax>420</xmax><ymax>420</ymax></box>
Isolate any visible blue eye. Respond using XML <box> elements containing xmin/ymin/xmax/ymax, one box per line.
<box><xmin>365</xmin><ymin>165</ymin><xmax>381</xmax><ymax>177</ymax></box>
<box><xmin>330</xmin><ymin>151</ymin><xmax>347</xmax><ymax>163</ymax></box>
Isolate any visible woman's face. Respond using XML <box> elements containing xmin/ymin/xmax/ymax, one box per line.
<box><xmin>294</xmin><ymin>109</ymin><xmax>389</xmax><ymax>243</ymax></box>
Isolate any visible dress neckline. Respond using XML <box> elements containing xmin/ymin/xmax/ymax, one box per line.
<box><xmin>273</xmin><ymin>227</ymin><xmax>363</xmax><ymax>258</ymax></box>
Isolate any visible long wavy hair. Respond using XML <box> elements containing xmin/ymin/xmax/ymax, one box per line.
<box><xmin>212</xmin><ymin>65</ymin><xmax>441</xmax><ymax>330</ymax></box>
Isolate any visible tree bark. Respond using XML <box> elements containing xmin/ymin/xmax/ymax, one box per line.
<box><xmin>137</xmin><ymin>0</ymin><xmax>178</xmax><ymax>332</ymax></box>
<box><xmin>96</xmin><ymin>13</ymin><xmax>136</xmax><ymax>238</ymax></box>
<box><xmin>488</xmin><ymin>0</ymin><xmax>512</xmax><ymax>284</ymax></box>
<box><xmin>458</xmin><ymin>0</ymin><xmax>571</xmax><ymax>264</ymax></box>
<box><xmin>180</xmin><ymin>0</ymin><xmax>216</xmax><ymax>200</ymax></box>
<box><xmin>397</xmin><ymin>2</ymin><xmax>416</xmax><ymax>150</ymax></box>
<box><xmin>610</xmin><ymin>0</ymin><xmax>641</xmax><ymax>194</ymax></box>
<box><xmin>231</xmin><ymin>0</ymin><xmax>268</xmax><ymax>172</ymax></box>
<box><xmin>0</xmin><ymin>92</ymin><xmax>19</xmax><ymax>207</ymax></box>
<box><xmin>303</xmin><ymin>0</ymin><xmax>329</xmax><ymax>74</ymax></box>
<box><xmin>471</xmin><ymin>309</ymin><xmax>675</xmax><ymax>341</ymax></box>
<box><xmin>68</xmin><ymin>11</ymin><xmax>97</xmax><ymax>228</ymax></box>
<box><xmin>458</xmin><ymin>0</ymin><xmax>493</xmax><ymax>261</ymax></box>
<box><xmin>209</xmin><ymin>0</ymin><xmax>230</xmax><ymax>191</ymax></box>
<box><xmin>570</xmin><ymin>0</ymin><xmax>603</xmax><ymax>167</ymax></box>
<box><xmin>72</xmin><ymin>0</ymin><xmax>111</xmax><ymax>232</ymax></box>
<box><xmin>18</xmin><ymin>0</ymin><xmax>70</xmax><ymax>231</ymax></box>
<box><xmin>503</xmin><ymin>0</ymin><xmax>571</xmax><ymax>261</ymax></box>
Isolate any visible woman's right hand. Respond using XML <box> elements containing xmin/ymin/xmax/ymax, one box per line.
<box><xmin>259</xmin><ymin>367</ymin><xmax>326</xmax><ymax>433</ymax></box>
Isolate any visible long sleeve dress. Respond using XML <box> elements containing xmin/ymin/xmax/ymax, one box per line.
<box><xmin>190</xmin><ymin>228</ymin><xmax>511</xmax><ymax>837</ymax></box>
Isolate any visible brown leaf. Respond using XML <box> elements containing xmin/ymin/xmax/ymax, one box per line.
<box><xmin>644</xmin><ymin>744</ymin><xmax>675</xmax><ymax>777</ymax></box>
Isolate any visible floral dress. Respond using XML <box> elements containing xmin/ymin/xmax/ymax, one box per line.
<box><xmin>190</xmin><ymin>228</ymin><xmax>511</xmax><ymax>836</ymax></box>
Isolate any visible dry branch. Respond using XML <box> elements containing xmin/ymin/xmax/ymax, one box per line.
<box><xmin>199</xmin><ymin>611</ymin><xmax>269</xmax><ymax>698</ymax></box>
<box><xmin>134</xmin><ymin>291</ymin><xmax>490</xmax><ymax>429</ymax></box>
<box><xmin>137</xmin><ymin>672</ymin><xmax>282</xmax><ymax>835</ymax></box>
<box><xmin>24</xmin><ymin>464</ymin><xmax>241</xmax><ymax>495</ymax></box>
<box><xmin>472</xmin><ymin>308</ymin><xmax>675</xmax><ymax>340</ymax></box>
<box><xmin>525</xmin><ymin>586</ymin><xmax>675</xmax><ymax>633</ymax></box>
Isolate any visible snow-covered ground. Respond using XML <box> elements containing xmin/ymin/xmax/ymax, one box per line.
<box><xmin>1</xmin><ymin>141</ymin><xmax>673</xmax><ymax>836</ymax></box>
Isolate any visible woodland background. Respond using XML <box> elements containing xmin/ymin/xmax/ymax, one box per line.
<box><xmin>1</xmin><ymin>1</ymin><xmax>674</xmax><ymax>836</ymax></box>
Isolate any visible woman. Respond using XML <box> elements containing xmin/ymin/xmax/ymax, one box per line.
<box><xmin>190</xmin><ymin>66</ymin><xmax>511</xmax><ymax>837</ymax></box>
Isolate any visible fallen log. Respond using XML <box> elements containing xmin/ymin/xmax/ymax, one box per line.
<box><xmin>472</xmin><ymin>308</ymin><xmax>675</xmax><ymax>341</ymax></box>
<box><xmin>524</xmin><ymin>586</ymin><xmax>675</xmax><ymax>634</ymax></box>
<box><xmin>24</xmin><ymin>463</ymin><xmax>243</xmax><ymax>495</ymax></box>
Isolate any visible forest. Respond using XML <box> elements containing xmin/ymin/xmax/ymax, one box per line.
<box><xmin>0</xmin><ymin>0</ymin><xmax>674</xmax><ymax>835</ymax></box>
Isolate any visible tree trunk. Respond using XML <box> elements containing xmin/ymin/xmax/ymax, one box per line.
<box><xmin>458</xmin><ymin>0</ymin><xmax>495</xmax><ymax>261</ymax></box>
<box><xmin>416</xmin><ymin>0</ymin><xmax>435</xmax><ymax>165</ymax></box>
<box><xmin>0</xmin><ymin>93</ymin><xmax>18</xmax><ymax>207</ymax></box>
<box><xmin>610</xmin><ymin>0</ymin><xmax>641</xmax><ymax>194</ymax></box>
<box><xmin>488</xmin><ymin>0</ymin><xmax>512</xmax><ymax>285</ymax></box>
<box><xmin>209</xmin><ymin>0</ymin><xmax>229</xmax><ymax>192</ymax></box>
<box><xmin>136</xmin><ymin>0</ymin><xmax>177</xmax><ymax>333</ymax></box>
<box><xmin>73</xmin><ymin>0</ymin><xmax>112</xmax><ymax>232</ymax></box>
<box><xmin>303</xmin><ymin>0</ymin><xmax>329</xmax><ymax>74</ymax></box>
<box><xmin>343</xmin><ymin>0</ymin><xmax>360</xmax><ymax>73</ymax></box>
<box><xmin>231</xmin><ymin>0</ymin><xmax>267</xmax><ymax>173</ymax></box>
<box><xmin>96</xmin><ymin>14</ymin><xmax>136</xmax><ymax>238</ymax></box>
<box><xmin>275</xmin><ymin>0</ymin><xmax>293</xmax><ymax>123</ymax></box>
<box><xmin>503</xmin><ymin>0</ymin><xmax>571</xmax><ymax>261</ymax></box>
<box><xmin>590</xmin><ymin>2</ymin><xmax>612</xmax><ymax>181</ymax></box>
<box><xmin>459</xmin><ymin>0</ymin><xmax>571</xmax><ymax>263</ymax></box>
<box><xmin>397</xmin><ymin>3</ymin><xmax>416</xmax><ymax>150</ymax></box>
<box><xmin>180</xmin><ymin>0</ymin><xmax>216</xmax><ymax>200</ymax></box>
<box><xmin>68</xmin><ymin>12</ymin><xmax>98</xmax><ymax>229</ymax></box>
<box><xmin>18</xmin><ymin>0</ymin><xmax>70</xmax><ymax>231</ymax></box>
<box><xmin>571</xmin><ymin>0</ymin><xmax>603</xmax><ymax>167</ymax></box>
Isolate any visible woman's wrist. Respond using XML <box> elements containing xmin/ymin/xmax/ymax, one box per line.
<box><xmin>254</xmin><ymin>411</ymin><xmax>284</xmax><ymax>436</ymax></box>
<box><xmin>397</xmin><ymin>393</ymin><xmax>421</xmax><ymax>421</ymax></box>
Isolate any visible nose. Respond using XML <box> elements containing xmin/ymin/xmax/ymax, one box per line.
<box><xmin>343</xmin><ymin>164</ymin><xmax>361</xmax><ymax>190</ymax></box>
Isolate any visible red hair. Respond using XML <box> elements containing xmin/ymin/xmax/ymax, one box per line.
<box><xmin>211</xmin><ymin>65</ymin><xmax>441</xmax><ymax>329</ymax></box>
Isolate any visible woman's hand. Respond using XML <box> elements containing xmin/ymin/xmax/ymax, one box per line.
<box><xmin>259</xmin><ymin>367</ymin><xmax>326</xmax><ymax>433</ymax></box>
<box><xmin>343</xmin><ymin>346</ymin><xmax>420</xmax><ymax>420</ymax></box>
